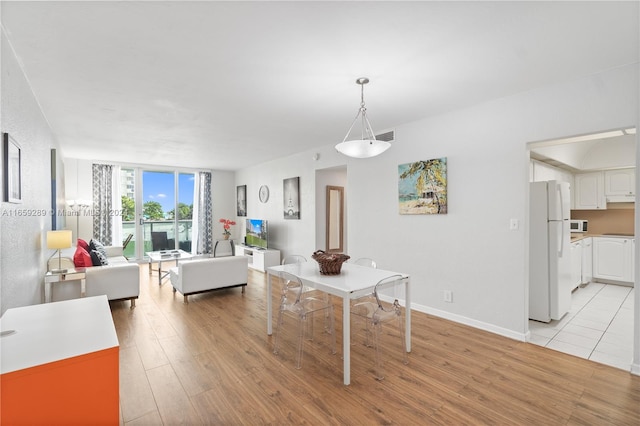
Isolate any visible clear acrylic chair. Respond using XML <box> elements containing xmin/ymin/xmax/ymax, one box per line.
<box><xmin>350</xmin><ymin>257</ymin><xmax>377</xmax><ymax>344</ymax></box>
<box><xmin>351</xmin><ymin>274</ymin><xmax>409</xmax><ymax>380</ymax></box>
<box><xmin>353</xmin><ymin>257</ymin><xmax>377</xmax><ymax>269</ymax></box>
<box><xmin>282</xmin><ymin>255</ymin><xmax>307</xmax><ymax>265</ymax></box>
<box><xmin>273</xmin><ymin>271</ymin><xmax>336</xmax><ymax>369</ymax></box>
<box><xmin>283</xmin><ymin>254</ymin><xmax>330</xmax><ymax>302</ymax></box>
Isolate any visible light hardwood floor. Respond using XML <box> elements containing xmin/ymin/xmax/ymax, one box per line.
<box><xmin>111</xmin><ymin>264</ymin><xmax>640</xmax><ymax>425</ymax></box>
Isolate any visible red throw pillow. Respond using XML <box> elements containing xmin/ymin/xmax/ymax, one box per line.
<box><xmin>73</xmin><ymin>246</ymin><xmax>92</xmax><ymax>268</ymax></box>
<box><xmin>77</xmin><ymin>238</ymin><xmax>90</xmax><ymax>252</ymax></box>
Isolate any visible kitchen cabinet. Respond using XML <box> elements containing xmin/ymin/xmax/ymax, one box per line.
<box><xmin>570</xmin><ymin>241</ymin><xmax>583</xmax><ymax>290</ymax></box>
<box><xmin>605</xmin><ymin>168</ymin><xmax>635</xmax><ymax>202</ymax></box>
<box><xmin>574</xmin><ymin>172</ymin><xmax>606</xmax><ymax>210</ymax></box>
<box><xmin>593</xmin><ymin>237</ymin><xmax>633</xmax><ymax>283</ymax></box>
<box><xmin>581</xmin><ymin>237</ymin><xmax>593</xmax><ymax>284</ymax></box>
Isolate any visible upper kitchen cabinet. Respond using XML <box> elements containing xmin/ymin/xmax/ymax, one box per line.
<box><xmin>574</xmin><ymin>172</ymin><xmax>606</xmax><ymax>210</ymax></box>
<box><xmin>605</xmin><ymin>168</ymin><xmax>635</xmax><ymax>202</ymax></box>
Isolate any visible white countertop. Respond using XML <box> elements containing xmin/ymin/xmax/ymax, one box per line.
<box><xmin>571</xmin><ymin>233</ymin><xmax>634</xmax><ymax>242</ymax></box>
<box><xmin>0</xmin><ymin>295</ymin><xmax>119</xmax><ymax>374</ymax></box>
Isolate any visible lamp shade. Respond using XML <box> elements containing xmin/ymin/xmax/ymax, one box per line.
<box><xmin>335</xmin><ymin>139</ymin><xmax>391</xmax><ymax>159</ymax></box>
<box><xmin>47</xmin><ymin>230</ymin><xmax>72</xmax><ymax>250</ymax></box>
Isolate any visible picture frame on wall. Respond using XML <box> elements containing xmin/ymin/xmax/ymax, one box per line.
<box><xmin>236</xmin><ymin>185</ymin><xmax>247</xmax><ymax>217</ymax></box>
<box><xmin>283</xmin><ymin>176</ymin><xmax>300</xmax><ymax>219</ymax></box>
<box><xmin>3</xmin><ymin>133</ymin><xmax>22</xmax><ymax>203</ymax></box>
<box><xmin>51</xmin><ymin>149</ymin><xmax>57</xmax><ymax>229</ymax></box>
<box><xmin>398</xmin><ymin>158</ymin><xmax>448</xmax><ymax>215</ymax></box>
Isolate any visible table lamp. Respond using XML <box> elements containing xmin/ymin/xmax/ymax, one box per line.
<box><xmin>47</xmin><ymin>230</ymin><xmax>72</xmax><ymax>273</ymax></box>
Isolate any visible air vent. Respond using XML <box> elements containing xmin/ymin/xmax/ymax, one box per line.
<box><xmin>376</xmin><ymin>130</ymin><xmax>395</xmax><ymax>142</ymax></box>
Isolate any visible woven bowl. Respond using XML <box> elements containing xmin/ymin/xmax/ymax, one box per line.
<box><xmin>311</xmin><ymin>250</ymin><xmax>350</xmax><ymax>275</ymax></box>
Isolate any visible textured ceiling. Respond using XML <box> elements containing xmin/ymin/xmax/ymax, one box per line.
<box><xmin>1</xmin><ymin>1</ymin><xmax>638</xmax><ymax>170</ymax></box>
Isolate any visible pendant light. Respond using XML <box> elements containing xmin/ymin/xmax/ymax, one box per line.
<box><xmin>335</xmin><ymin>77</ymin><xmax>391</xmax><ymax>158</ymax></box>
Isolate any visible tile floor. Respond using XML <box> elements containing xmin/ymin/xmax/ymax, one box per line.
<box><xmin>529</xmin><ymin>282</ymin><xmax>635</xmax><ymax>371</ymax></box>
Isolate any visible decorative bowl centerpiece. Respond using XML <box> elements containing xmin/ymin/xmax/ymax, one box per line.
<box><xmin>311</xmin><ymin>250</ymin><xmax>350</xmax><ymax>275</ymax></box>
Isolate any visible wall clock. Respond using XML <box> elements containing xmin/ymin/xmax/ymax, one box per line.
<box><xmin>259</xmin><ymin>185</ymin><xmax>270</xmax><ymax>203</ymax></box>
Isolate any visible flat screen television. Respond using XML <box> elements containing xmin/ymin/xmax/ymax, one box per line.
<box><xmin>245</xmin><ymin>218</ymin><xmax>268</xmax><ymax>249</ymax></box>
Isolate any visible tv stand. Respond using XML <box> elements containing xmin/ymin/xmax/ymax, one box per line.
<box><xmin>235</xmin><ymin>244</ymin><xmax>280</xmax><ymax>272</ymax></box>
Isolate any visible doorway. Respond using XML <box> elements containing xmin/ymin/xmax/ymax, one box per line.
<box><xmin>527</xmin><ymin>127</ymin><xmax>637</xmax><ymax>371</ymax></box>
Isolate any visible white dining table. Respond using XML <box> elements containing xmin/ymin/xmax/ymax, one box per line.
<box><xmin>266</xmin><ymin>262</ymin><xmax>411</xmax><ymax>385</ymax></box>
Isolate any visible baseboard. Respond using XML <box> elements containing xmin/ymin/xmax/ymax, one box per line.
<box><xmin>409</xmin><ymin>301</ymin><xmax>528</xmax><ymax>342</ymax></box>
<box><xmin>631</xmin><ymin>363</ymin><xmax>640</xmax><ymax>376</ymax></box>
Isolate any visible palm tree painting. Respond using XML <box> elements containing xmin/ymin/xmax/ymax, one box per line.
<box><xmin>398</xmin><ymin>158</ymin><xmax>447</xmax><ymax>214</ymax></box>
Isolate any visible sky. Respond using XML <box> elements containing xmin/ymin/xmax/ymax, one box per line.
<box><xmin>142</xmin><ymin>171</ymin><xmax>195</xmax><ymax>214</ymax></box>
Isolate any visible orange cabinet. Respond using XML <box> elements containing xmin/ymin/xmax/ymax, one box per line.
<box><xmin>1</xmin><ymin>296</ymin><xmax>119</xmax><ymax>425</ymax></box>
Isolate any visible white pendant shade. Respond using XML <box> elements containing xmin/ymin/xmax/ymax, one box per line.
<box><xmin>336</xmin><ymin>77</ymin><xmax>391</xmax><ymax>159</ymax></box>
<box><xmin>335</xmin><ymin>139</ymin><xmax>391</xmax><ymax>158</ymax></box>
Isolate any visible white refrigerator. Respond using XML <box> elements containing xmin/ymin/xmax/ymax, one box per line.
<box><xmin>529</xmin><ymin>180</ymin><xmax>572</xmax><ymax>322</ymax></box>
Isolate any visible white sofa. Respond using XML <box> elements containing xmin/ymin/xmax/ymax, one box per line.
<box><xmin>50</xmin><ymin>246</ymin><xmax>140</xmax><ymax>308</ymax></box>
<box><xmin>169</xmin><ymin>256</ymin><xmax>248</xmax><ymax>303</ymax></box>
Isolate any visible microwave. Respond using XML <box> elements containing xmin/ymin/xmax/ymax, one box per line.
<box><xmin>570</xmin><ymin>220</ymin><xmax>588</xmax><ymax>233</ymax></box>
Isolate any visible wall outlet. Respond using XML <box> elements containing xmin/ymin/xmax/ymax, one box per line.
<box><xmin>443</xmin><ymin>290</ymin><xmax>453</xmax><ymax>303</ymax></box>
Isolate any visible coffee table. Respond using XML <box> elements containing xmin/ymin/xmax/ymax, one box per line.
<box><xmin>147</xmin><ymin>249</ymin><xmax>194</xmax><ymax>285</ymax></box>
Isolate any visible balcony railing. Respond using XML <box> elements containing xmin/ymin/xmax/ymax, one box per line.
<box><xmin>122</xmin><ymin>220</ymin><xmax>193</xmax><ymax>258</ymax></box>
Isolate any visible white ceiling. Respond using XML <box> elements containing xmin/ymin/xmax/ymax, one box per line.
<box><xmin>1</xmin><ymin>1</ymin><xmax>638</xmax><ymax>170</ymax></box>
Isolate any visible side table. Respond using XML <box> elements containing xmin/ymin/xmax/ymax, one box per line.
<box><xmin>214</xmin><ymin>239</ymin><xmax>235</xmax><ymax>257</ymax></box>
<box><xmin>44</xmin><ymin>268</ymin><xmax>86</xmax><ymax>303</ymax></box>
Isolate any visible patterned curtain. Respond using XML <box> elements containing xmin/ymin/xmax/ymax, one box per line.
<box><xmin>92</xmin><ymin>164</ymin><xmax>113</xmax><ymax>245</ymax></box>
<box><xmin>195</xmin><ymin>171</ymin><xmax>213</xmax><ymax>254</ymax></box>
<box><xmin>111</xmin><ymin>165</ymin><xmax>123</xmax><ymax>247</ymax></box>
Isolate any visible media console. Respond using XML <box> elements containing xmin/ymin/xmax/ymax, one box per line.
<box><xmin>235</xmin><ymin>244</ymin><xmax>280</xmax><ymax>272</ymax></box>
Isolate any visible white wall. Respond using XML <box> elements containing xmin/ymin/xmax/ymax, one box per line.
<box><xmin>1</xmin><ymin>30</ymin><xmax>65</xmax><ymax>314</ymax></box>
<box><xmin>237</xmin><ymin>64</ymin><xmax>639</xmax><ymax>344</ymax></box>
<box><xmin>235</xmin><ymin>148</ymin><xmax>347</xmax><ymax>259</ymax></box>
<box><xmin>212</xmin><ymin>170</ymin><xmax>237</xmax><ymax>239</ymax></box>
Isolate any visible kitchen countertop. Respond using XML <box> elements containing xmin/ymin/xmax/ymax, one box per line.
<box><xmin>571</xmin><ymin>233</ymin><xmax>635</xmax><ymax>242</ymax></box>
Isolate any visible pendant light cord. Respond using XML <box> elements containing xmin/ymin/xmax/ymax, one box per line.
<box><xmin>342</xmin><ymin>78</ymin><xmax>377</xmax><ymax>143</ymax></box>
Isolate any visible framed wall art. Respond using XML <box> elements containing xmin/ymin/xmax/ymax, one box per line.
<box><xmin>51</xmin><ymin>149</ymin><xmax>58</xmax><ymax>229</ymax></box>
<box><xmin>283</xmin><ymin>176</ymin><xmax>300</xmax><ymax>219</ymax></box>
<box><xmin>3</xmin><ymin>133</ymin><xmax>22</xmax><ymax>203</ymax></box>
<box><xmin>398</xmin><ymin>158</ymin><xmax>447</xmax><ymax>215</ymax></box>
<box><xmin>236</xmin><ymin>185</ymin><xmax>247</xmax><ymax>216</ymax></box>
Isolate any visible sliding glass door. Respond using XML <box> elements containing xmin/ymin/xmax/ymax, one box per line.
<box><xmin>142</xmin><ymin>170</ymin><xmax>176</xmax><ymax>253</ymax></box>
<box><xmin>120</xmin><ymin>168</ymin><xmax>195</xmax><ymax>260</ymax></box>
<box><xmin>175</xmin><ymin>173</ymin><xmax>195</xmax><ymax>252</ymax></box>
